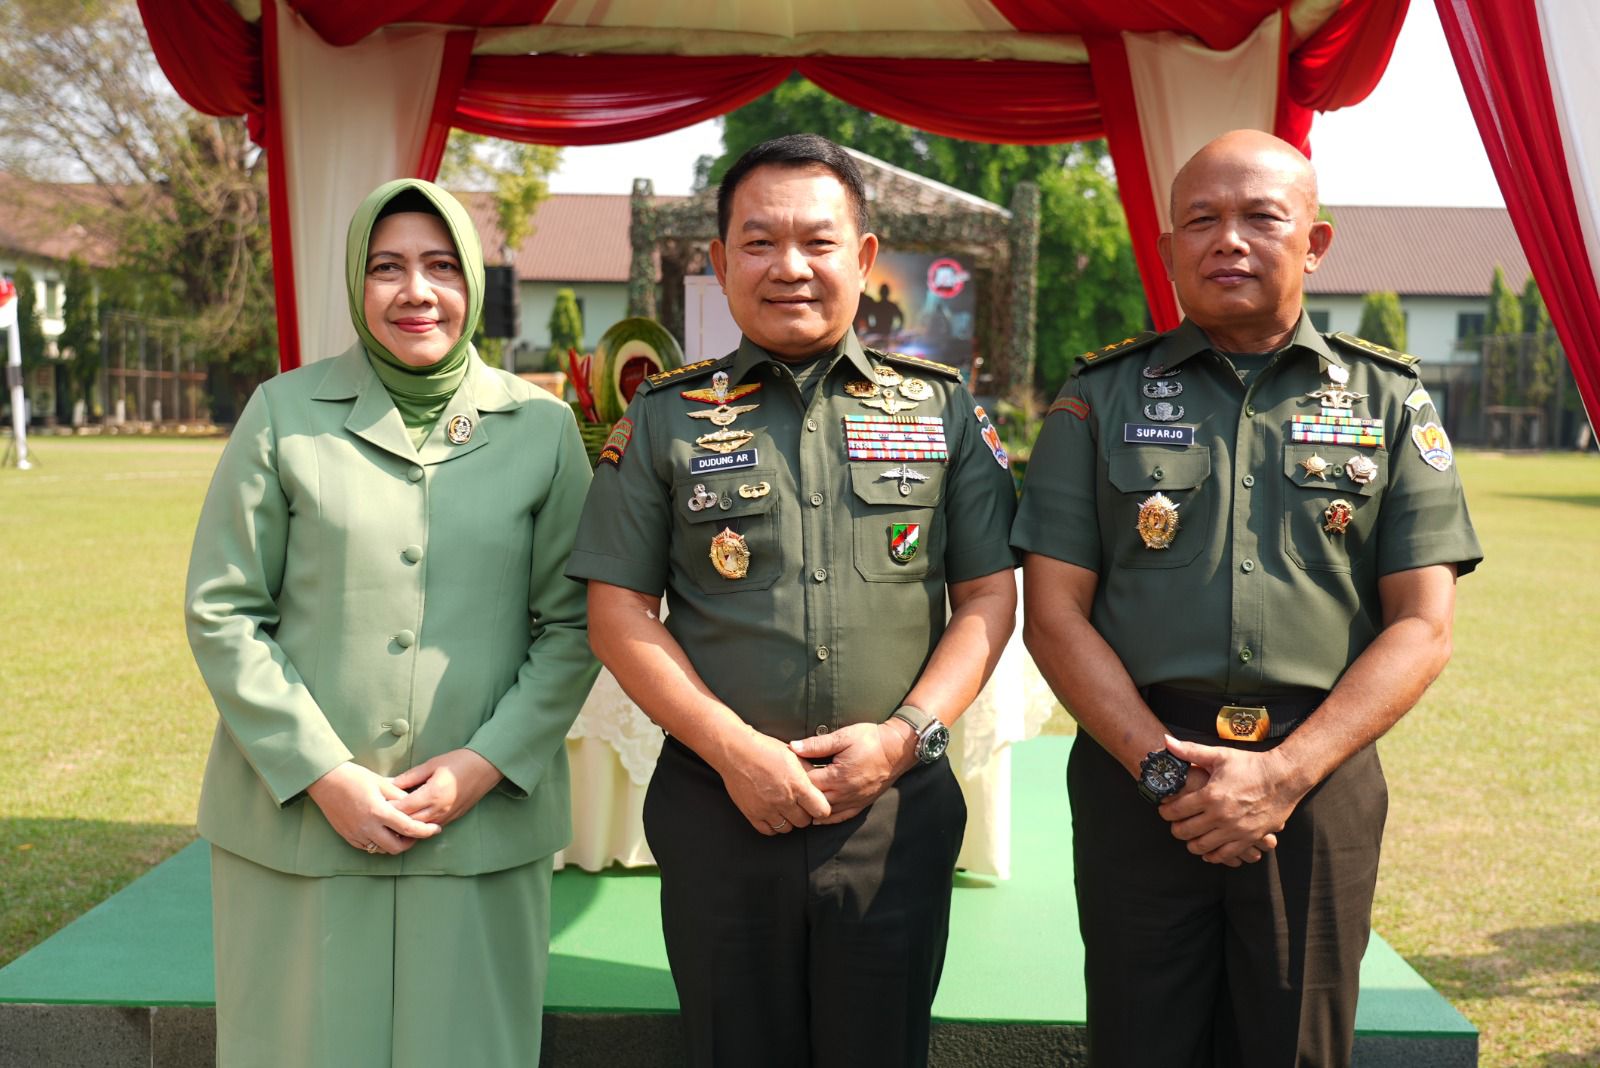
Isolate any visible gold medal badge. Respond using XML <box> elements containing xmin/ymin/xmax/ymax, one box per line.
<box><xmin>1323</xmin><ymin>499</ymin><xmax>1354</xmax><ymax>534</ymax></box>
<box><xmin>446</xmin><ymin>414</ymin><xmax>473</xmax><ymax>445</ymax></box>
<box><xmin>695</xmin><ymin>428</ymin><xmax>755</xmax><ymax>453</ymax></box>
<box><xmin>1136</xmin><ymin>493</ymin><xmax>1180</xmax><ymax>549</ymax></box>
<box><xmin>709</xmin><ymin>527</ymin><xmax>750</xmax><ymax>580</ymax></box>
<box><xmin>844</xmin><ymin>379</ymin><xmax>880</xmax><ymax>398</ymax></box>
<box><xmin>871</xmin><ymin>364</ymin><xmax>903</xmax><ymax>388</ymax></box>
<box><xmin>898</xmin><ymin>377</ymin><xmax>933</xmax><ymax>401</ymax></box>
<box><xmin>1298</xmin><ymin>453</ymin><xmax>1332</xmax><ymax>479</ymax></box>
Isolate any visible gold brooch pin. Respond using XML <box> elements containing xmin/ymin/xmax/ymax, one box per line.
<box><xmin>1324</xmin><ymin>499</ymin><xmax>1353</xmax><ymax>534</ymax></box>
<box><xmin>695</xmin><ymin>428</ymin><xmax>755</xmax><ymax>454</ymax></box>
<box><xmin>709</xmin><ymin>527</ymin><xmax>750</xmax><ymax>580</ymax></box>
<box><xmin>898</xmin><ymin>378</ymin><xmax>933</xmax><ymax>401</ymax></box>
<box><xmin>446</xmin><ymin>414</ymin><xmax>473</xmax><ymax>445</ymax></box>
<box><xmin>1136</xmin><ymin>493</ymin><xmax>1180</xmax><ymax>549</ymax></box>
<box><xmin>737</xmin><ymin>481</ymin><xmax>770</xmax><ymax>499</ymax></box>
<box><xmin>686</xmin><ymin>403</ymin><xmax>760</xmax><ymax>427</ymax></box>
<box><xmin>844</xmin><ymin>379</ymin><xmax>879</xmax><ymax>398</ymax></box>
<box><xmin>1299</xmin><ymin>453</ymin><xmax>1332</xmax><ymax>478</ymax></box>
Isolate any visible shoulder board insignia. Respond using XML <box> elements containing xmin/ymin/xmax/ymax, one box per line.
<box><xmin>642</xmin><ymin>357</ymin><xmax>726</xmax><ymax>392</ymax></box>
<box><xmin>1078</xmin><ymin>332</ymin><xmax>1160</xmax><ymax>369</ymax></box>
<box><xmin>871</xmin><ymin>349</ymin><xmax>963</xmax><ymax>381</ymax></box>
<box><xmin>1329</xmin><ymin>332</ymin><xmax>1421</xmax><ymax>369</ymax></box>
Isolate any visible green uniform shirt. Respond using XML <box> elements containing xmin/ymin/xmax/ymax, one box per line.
<box><xmin>567</xmin><ymin>330</ymin><xmax>1018</xmax><ymax>740</ymax></box>
<box><xmin>1012</xmin><ymin>314</ymin><xmax>1483</xmax><ymax>695</ymax></box>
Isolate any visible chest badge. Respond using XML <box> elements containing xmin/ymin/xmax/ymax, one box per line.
<box><xmin>1323</xmin><ymin>499</ymin><xmax>1354</xmax><ymax>534</ymax></box>
<box><xmin>871</xmin><ymin>364</ymin><xmax>903</xmax><ymax>388</ymax></box>
<box><xmin>709</xmin><ymin>527</ymin><xmax>750</xmax><ymax>580</ymax></box>
<box><xmin>1144</xmin><ymin>401</ymin><xmax>1185</xmax><ymax>423</ymax></box>
<box><xmin>738</xmin><ymin>481</ymin><xmax>770</xmax><ymax>499</ymax></box>
<box><xmin>898</xmin><ymin>377</ymin><xmax>933</xmax><ymax>401</ymax></box>
<box><xmin>695</xmin><ymin>428</ymin><xmax>755</xmax><ymax>454</ymax></box>
<box><xmin>1298</xmin><ymin>453</ymin><xmax>1333</xmax><ymax>479</ymax></box>
<box><xmin>1136</xmin><ymin>493</ymin><xmax>1181</xmax><ymax>549</ymax></box>
<box><xmin>686</xmin><ymin>402</ymin><xmax>760</xmax><ymax>427</ymax></box>
<box><xmin>889</xmin><ymin>523</ymin><xmax>921</xmax><ymax>564</ymax></box>
<box><xmin>1344</xmin><ymin>454</ymin><xmax>1379</xmax><ymax>485</ymax></box>
<box><xmin>1142</xmin><ymin>379</ymin><xmax>1184</xmax><ymax>400</ymax></box>
<box><xmin>879</xmin><ymin>464</ymin><xmax>930</xmax><ymax>496</ymax></box>
<box><xmin>686</xmin><ymin>484</ymin><xmax>729</xmax><ymax>512</ymax></box>
<box><xmin>681</xmin><ymin>371</ymin><xmax>761</xmax><ymax>406</ymax></box>
<box><xmin>845</xmin><ymin>379</ymin><xmax>879</xmax><ymax>398</ymax></box>
<box><xmin>446</xmin><ymin>414</ymin><xmax>473</xmax><ymax>445</ymax></box>
<box><xmin>861</xmin><ymin>390</ymin><xmax>919</xmax><ymax>415</ymax></box>
<box><xmin>1142</xmin><ymin>365</ymin><xmax>1181</xmax><ymax>379</ymax></box>
<box><xmin>1307</xmin><ymin>363</ymin><xmax>1368</xmax><ymax>410</ymax></box>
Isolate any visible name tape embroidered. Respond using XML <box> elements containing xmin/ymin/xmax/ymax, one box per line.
<box><xmin>688</xmin><ymin>448</ymin><xmax>760</xmax><ymax>474</ymax></box>
<box><xmin>1123</xmin><ymin>423</ymin><xmax>1195</xmax><ymax>446</ymax></box>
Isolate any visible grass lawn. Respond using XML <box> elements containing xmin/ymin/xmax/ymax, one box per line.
<box><xmin>2</xmin><ymin>438</ymin><xmax>1597</xmax><ymax>1066</ymax></box>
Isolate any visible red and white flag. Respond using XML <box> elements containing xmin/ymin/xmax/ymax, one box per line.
<box><xmin>0</xmin><ymin>278</ymin><xmax>16</xmax><ymax>330</ymax></box>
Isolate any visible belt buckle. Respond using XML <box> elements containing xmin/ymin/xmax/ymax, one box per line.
<box><xmin>1217</xmin><ymin>704</ymin><xmax>1270</xmax><ymax>742</ymax></box>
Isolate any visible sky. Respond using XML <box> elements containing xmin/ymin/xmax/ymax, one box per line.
<box><xmin>545</xmin><ymin>2</ymin><xmax>1504</xmax><ymax>209</ymax></box>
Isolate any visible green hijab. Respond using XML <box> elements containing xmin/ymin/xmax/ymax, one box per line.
<box><xmin>345</xmin><ymin>178</ymin><xmax>484</xmax><ymax>444</ymax></box>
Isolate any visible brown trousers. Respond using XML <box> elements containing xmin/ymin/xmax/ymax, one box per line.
<box><xmin>644</xmin><ymin>736</ymin><xmax>967</xmax><ymax>1068</ymax></box>
<box><xmin>1069</xmin><ymin>728</ymin><xmax>1387</xmax><ymax>1068</ymax></box>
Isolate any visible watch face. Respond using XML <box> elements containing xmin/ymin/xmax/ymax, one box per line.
<box><xmin>919</xmin><ymin>724</ymin><xmax>950</xmax><ymax>763</ymax></box>
<box><xmin>1141</xmin><ymin>751</ymin><xmax>1186</xmax><ymax>794</ymax></box>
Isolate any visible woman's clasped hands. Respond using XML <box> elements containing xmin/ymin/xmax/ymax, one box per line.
<box><xmin>307</xmin><ymin>749</ymin><xmax>504</xmax><ymax>856</ymax></box>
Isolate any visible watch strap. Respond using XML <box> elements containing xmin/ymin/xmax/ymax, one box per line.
<box><xmin>890</xmin><ymin>704</ymin><xmax>937</xmax><ymax>737</ymax></box>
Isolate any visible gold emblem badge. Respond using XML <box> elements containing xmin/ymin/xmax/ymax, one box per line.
<box><xmin>1344</xmin><ymin>454</ymin><xmax>1379</xmax><ymax>485</ymax></box>
<box><xmin>844</xmin><ymin>379</ymin><xmax>880</xmax><ymax>398</ymax></box>
<box><xmin>1324</xmin><ymin>499</ymin><xmax>1354</xmax><ymax>534</ymax></box>
<box><xmin>1136</xmin><ymin>493</ymin><xmax>1180</xmax><ymax>549</ymax></box>
<box><xmin>737</xmin><ymin>481</ymin><xmax>770</xmax><ymax>499</ymax></box>
<box><xmin>871</xmin><ymin>364</ymin><xmax>903</xmax><ymax>388</ymax></box>
<box><xmin>695</xmin><ymin>428</ymin><xmax>755</xmax><ymax>454</ymax></box>
<box><xmin>861</xmin><ymin>392</ymin><xmax>918</xmax><ymax>415</ymax></box>
<box><xmin>709</xmin><ymin>527</ymin><xmax>750</xmax><ymax>580</ymax></box>
<box><xmin>898</xmin><ymin>377</ymin><xmax>933</xmax><ymax>401</ymax></box>
<box><xmin>1298</xmin><ymin>453</ymin><xmax>1332</xmax><ymax>479</ymax></box>
<box><xmin>686</xmin><ymin>403</ymin><xmax>760</xmax><ymax>427</ymax></box>
<box><xmin>1216</xmin><ymin>705</ymin><xmax>1270</xmax><ymax>743</ymax></box>
<box><xmin>446</xmin><ymin>414</ymin><xmax>473</xmax><ymax>445</ymax></box>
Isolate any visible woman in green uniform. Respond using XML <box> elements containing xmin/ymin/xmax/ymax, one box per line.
<box><xmin>185</xmin><ymin>178</ymin><xmax>599</xmax><ymax>1066</ymax></box>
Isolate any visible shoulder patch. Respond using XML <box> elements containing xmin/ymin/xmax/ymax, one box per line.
<box><xmin>1077</xmin><ymin>332</ymin><xmax>1160</xmax><ymax>371</ymax></box>
<box><xmin>871</xmin><ymin>349</ymin><xmax>964</xmax><ymax>381</ymax></box>
<box><xmin>1048</xmin><ymin>396</ymin><xmax>1090</xmax><ymax>420</ymax></box>
<box><xmin>1329</xmin><ymin>332</ymin><xmax>1421</xmax><ymax>369</ymax></box>
<box><xmin>643</xmin><ymin>356</ymin><xmax>726</xmax><ymax>392</ymax></box>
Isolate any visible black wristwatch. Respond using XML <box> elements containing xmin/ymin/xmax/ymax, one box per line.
<box><xmin>1137</xmin><ymin>748</ymin><xmax>1188</xmax><ymax>804</ymax></box>
<box><xmin>890</xmin><ymin>705</ymin><xmax>950</xmax><ymax>765</ymax></box>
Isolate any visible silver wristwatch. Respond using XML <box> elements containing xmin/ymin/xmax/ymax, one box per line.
<box><xmin>890</xmin><ymin>704</ymin><xmax>950</xmax><ymax>765</ymax></box>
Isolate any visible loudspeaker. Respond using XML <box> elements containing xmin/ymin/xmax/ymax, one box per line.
<box><xmin>482</xmin><ymin>265</ymin><xmax>520</xmax><ymax>339</ymax></box>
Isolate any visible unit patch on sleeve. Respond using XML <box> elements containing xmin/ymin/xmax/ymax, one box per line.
<box><xmin>1411</xmin><ymin>421</ymin><xmax>1454</xmax><ymax>471</ymax></box>
<box><xmin>598</xmin><ymin>417</ymin><xmax>634</xmax><ymax>467</ymax></box>
<box><xmin>973</xmin><ymin>405</ymin><xmax>1010</xmax><ymax>469</ymax></box>
<box><xmin>1048</xmin><ymin>396</ymin><xmax>1091</xmax><ymax>420</ymax></box>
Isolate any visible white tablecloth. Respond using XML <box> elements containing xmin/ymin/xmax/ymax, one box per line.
<box><xmin>554</xmin><ymin>599</ymin><xmax>1054</xmax><ymax>879</ymax></box>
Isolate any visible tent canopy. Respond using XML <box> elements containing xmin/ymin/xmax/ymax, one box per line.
<box><xmin>136</xmin><ymin>0</ymin><xmax>1415</xmax><ymax>375</ymax></box>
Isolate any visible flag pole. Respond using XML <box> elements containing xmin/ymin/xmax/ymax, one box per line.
<box><xmin>2</xmin><ymin>278</ymin><xmax>32</xmax><ymax>470</ymax></box>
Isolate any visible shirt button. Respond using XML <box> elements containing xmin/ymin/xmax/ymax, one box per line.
<box><xmin>1241</xmin><ymin>559</ymin><xmax>1255</xmax><ymax>573</ymax></box>
<box><xmin>813</xmin><ymin>568</ymin><xmax>828</xmax><ymax>582</ymax></box>
<box><xmin>402</xmin><ymin>544</ymin><xmax>423</xmax><ymax>563</ymax></box>
<box><xmin>1152</xmin><ymin>467</ymin><xmax>1164</xmax><ymax>481</ymax></box>
<box><xmin>816</xmin><ymin>646</ymin><xmax>829</xmax><ymax>661</ymax></box>
<box><xmin>809</xmin><ymin>492</ymin><xmax>824</xmax><ymax>507</ymax></box>
<box><xmin>806</xmin><ymin>418</ymin><xmax>818</xmax><ymax>432</ymax></box>
<box><xmin>1238</xmin><ymin>646</ymin><xmax>1253</xmax><ymax>663</ymax></box>
<box><xmin>388</xmin><ymin>718</ymin><xmax>410</xmax><ymax>737</ymax></box>
<box><xmin>406</xmin><ymin>465</ymin><xmax>424</xmax><ymax>482</ymax></box>
<box><xmin>1245</xmin><ymin>404</ymin><xmax>1257</xmax><ymax>417</ymax></box>
<box><xmin>815</xmin><ymin>724</ymin><xmax>832</xmax><ymax>735</ymax></box>
<box><xmin>1242</xmin><ymin>474</ymin><xmax>1256</xmax><ymax>488</ymax></box>
<box><xmin>395</xmin><ymin>629</ymin><xmax>416</xmax><ymax>649</ymax></box>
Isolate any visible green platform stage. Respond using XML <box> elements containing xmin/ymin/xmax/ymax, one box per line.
<box><xmin>0</xmin><ymin>736</ymin><xmax>1476</xmax><ymax>1066</ymax></box>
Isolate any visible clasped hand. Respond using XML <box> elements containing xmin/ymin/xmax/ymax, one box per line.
<box><xmin>790</xmin><ymin>722</ymin><xmax>915</xmax><ymax>825</ymax></box>
<box><xmin>308</xmin><ymin>749</ymin><xmax>503</xmax><ymax>856</ymax></box>
<box><xmin>1157</xmin><ymin>734</ymin><xmax>1299</xmax><ymax>867</ymax></box>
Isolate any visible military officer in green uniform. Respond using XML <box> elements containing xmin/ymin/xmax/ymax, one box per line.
<box><xmin>567</xmin><ymin>134</ymin><xmax>1018</xmax><ymax>1067</ymax></box>
<box><xmin>1013</xmin><ymin>129</ymin><xmax>1482</xmax><ymax>1066</ymax></box>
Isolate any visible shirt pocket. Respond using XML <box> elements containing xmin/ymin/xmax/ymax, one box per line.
<box><xmin>1281</xmin><ymin>444</ymin><xmax>1386</xmax><ymax>573</ymax></box>
<box><xmin>848</xmin><ymin>463</ymin><xmax>946</xmax><ymax>582</ymax></box>
<box><xmin>671</xmin><ymin>467</ymin><xmax>783</xmax><ymax>594</ymax></box>
<box><xmin>1105</xmin><ymin>445</ymin><xmax>1213</xmax><ymax>569</ymax></box>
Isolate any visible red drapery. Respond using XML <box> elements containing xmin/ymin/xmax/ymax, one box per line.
<box><xmin>990</xmin><ymin>0</ymin><xmax>1283</xmax><ymax>51</ymax></box>
<box><xmin>134</xmin><ymin>0</ymin><xmax>261</xmax><ymax>117</ymax></box>
<box><xmin>417</xmin><ymin>31</ymin><xmax>476</xmax><ymax>178</ymax></box>
<box><xmin>1437</xmin><ymin>0</ymin><xmax>1600</xmax><ymax>421</ymax></box>
<box><xmin>284</xmin><ymin>1</ymin><xmax>559</xmax><ymax>48</ymax></box>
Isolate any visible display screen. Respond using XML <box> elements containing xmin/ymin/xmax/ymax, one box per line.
<box><xmin>855</xmin><ymin>250</ymin><xmax>977</xmax><ymax>371</ymax></box>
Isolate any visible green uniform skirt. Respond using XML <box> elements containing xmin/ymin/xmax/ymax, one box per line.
<box><xmin>210</xmin><ymin>846</ymin><xmax>552</xmax><ymax>1067</ymax></box>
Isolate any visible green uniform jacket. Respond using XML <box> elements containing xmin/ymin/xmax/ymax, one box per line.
<box><xmin>565</xmin><ymin>331</ymin><xmax>1017</xmax><ymax>740</ymax></box>
<box><xmin>186</xmin><ymin>346</ymin><xmax>600</xmax><ymax>876</ymax></box>
<box><xmin>1012</xmin><ymin>315</ymin><xmax>1483</xmax><ymax>693</ymax></box>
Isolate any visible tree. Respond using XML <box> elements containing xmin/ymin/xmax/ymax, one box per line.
<box><xmin>56</xmin><ymin>257</ymin><xmax>99</xmax><ymax>419</ymax></box>
<box><xmin>1356</xmin><ymin>291</ymin><xmax>1406</xmax><ymax>351</ymax></box>
<box><xmin>1519</xmin><ymin>276</ymin><xmax>1559</xmax><ymax>407</ymax></box>
<box><xmin>546</xmin><ymin>288</ymin><xmax>583</xmax><ymax>373</ymax></box>
<box><xmin>0</xmin><ymin>0</ymin><xmax>278</xmax><ymax>417</ymax></box>
<box><xmin>1483</xmin><ymin>266</ymin><xmax>1523</xmax><ymax>405</ymax></box>
<box><xmin>8</xmin><ymin>265</ymin><xmax>46</xmax><ymax>376</ymax></box>
<box><xmin>710</xmin><ymin>76</ymin><xmax>1145</xmax><ymax>396</ymax></box>
<box><xmin>439</xmin><ymin>132</ymin><xmax>561</xmax><ymax>253</ymax></box>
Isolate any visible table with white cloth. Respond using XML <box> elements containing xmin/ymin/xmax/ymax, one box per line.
<box><xmin>555</xmin><ymin>599</ymin><xmax>1056</xmax><ymax>879</ymax></box>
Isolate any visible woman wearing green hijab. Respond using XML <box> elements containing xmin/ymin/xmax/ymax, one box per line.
<box><xmin>185</xmin><ymin>178</ymin><xmax>600</xmax><ymax>1066</ymax></box>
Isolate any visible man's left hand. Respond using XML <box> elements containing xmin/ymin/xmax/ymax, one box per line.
<box><xmin>789</xmin><ymin>722</ymin><xmax>917</xmax><ymax>825</ymax></box>
<box><xmin>1158</xmin><ymin>734</ymin><xmax>1306</xmax><ymax>864</ymax></box>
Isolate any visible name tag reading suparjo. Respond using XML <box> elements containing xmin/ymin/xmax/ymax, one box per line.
<box><xmin>1123</xmin><ymin>423</ymin><xmax>1195</xmax><ymax>446</ymax></box>
<box><xmin>689</xmin><ymin>448</ymin><xmax>759</xmax><ymax>475</ymax></box>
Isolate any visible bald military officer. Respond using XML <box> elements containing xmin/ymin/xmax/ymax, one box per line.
<box><xmin>1014</xmin><ymin>129</ymin><xmax>1482</xmax><ymax>1065</ymax></box>
<box><xmin>567</xmin><ymin>134</ymin><xmax>1017</xmax><ymax>1067</ymax></box>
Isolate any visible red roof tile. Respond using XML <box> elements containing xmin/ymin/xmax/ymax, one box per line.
<box><xmin>454</xmin><ymin>191</ymin><xmax>685</xmax><ymax>283</ymax></box>
<box><xmin>0</xmin><ymin>173</ymin><xmax>124</xmax><ymax>268</ymax></box>
<box><xmin>1306</xmin><ymin>205</ymin><xmax>1531</xmax><ymax>298</ymax></box>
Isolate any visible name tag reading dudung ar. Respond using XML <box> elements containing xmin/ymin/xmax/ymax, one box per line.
<box><xmin>1123</xmin><ymin>423</ymin><xmax>1195</xmax><ymax>446</ymax></box>
<box><xmin>689</xmin><ymin>448</ymin><xmax>759</xmax><ymax>475</ymax></box>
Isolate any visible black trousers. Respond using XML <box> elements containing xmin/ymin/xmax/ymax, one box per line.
<box><xmin>643</xmin><ymin>737</ymin><xmax>967</xmax><ymax>1068</ymax></box>
<box><xmin>1069</xmin><ymin>728</ymin><xmax>1387</xmax><ymax>1068</ymax></box>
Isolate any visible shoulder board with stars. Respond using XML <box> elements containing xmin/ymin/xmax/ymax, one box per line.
<box><xmin>1076</xmin><ymin>332</ymin><xmax>1160</xmax><ymax>372</ymax></box>
<box><xmin>640</xmin><ymin>356</ymin><xmax>730</xmax><ymax>394</ymax></box>
<box><xmin>869</xmin><ymin>348</ymin><xmax>964</xmax><ymax>381</ymax></box>
<box><xmin>1328</xmin><ymin>332</ymin><xmax>1422</xmax><ymax>370</ymax></box>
